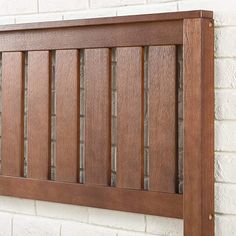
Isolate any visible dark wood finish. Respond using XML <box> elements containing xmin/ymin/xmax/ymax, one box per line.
<box><xmin>148</xmin><ymin>46</ymin><xmax>177</xmax><ymax>193</ymax></box>
<box><xmin>0</xmin><ymin>12</ymin><xmax>214</xmax><ymax>234</ymax></box>
<box><xmin>183</xmin><ymin>18</ymin><xmax>214</xmax><ymax>236</ymax></box>
<box><xmin>56</xmin><ymin>50</ymin><xmax>79</xmax><ymax>183</ymax></box>
<box><xmin>0</xmin><ymin>11</ymin><xmax>212</xmax><ymax>32</ymax></box>
<box><xmin>28</xmin><ymin>51</ymin><xmax>51</xmax><ymax>180</ymax></box>
<box><xmin>84</xmin><ymin>49</ymin><xmax>111</xmax><ymax>186</ymax></box>
<box><xmin>0</xmin><ymin>11</ymin><xmax>213</xmax><ymax>53</ymax></box>
<box><xmin>0</xmin><ymin>175</ymin><xmax>183</xmax><ymax>219</ymax></box>
<box><xmin>0</xmin><ymin>21</ymin><xmax>182</xmax><ymax>52</ymax></box>
<box><xmin>116</xmin><ymin>47</ymin><xmax>144</xmax><ymax>189</ymax></box>
<box><xmin>1</xmin><ymin>52</ymin><xmax>24</xmax><ymax>177</ymax></box>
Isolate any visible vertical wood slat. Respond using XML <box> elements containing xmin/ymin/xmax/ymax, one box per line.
<box><xmin>1</xmin><ymin>52</ymin><xmax>24</xmax><ymax>177</ymax></box>
<box><xmin>183</xmin><ymin>19</ymin><xmax>214</xmax><ymax>236</ymax></box>
<box><xmin>56</xmin><ymin>50</ymin><xmax>79</xmax><ymax>183</ymax></box>
<box><xmin>148</xmin><ymin>46</ymin><xmax>177</xmax><ymax>193</ymax></box>
<box><xmin>27</xmin><ymin>51</ymin><xmax>51</xmax><ymax>179</ymax></box>
<box><xmin>84</xmin><ymin>48</ymin><xmax>111</xmax><ymax>186</ymax></box>
<box><xmin>116</xmin><ymin>47</ymin><xmax>144</xmax><ymax>189</ymax></box>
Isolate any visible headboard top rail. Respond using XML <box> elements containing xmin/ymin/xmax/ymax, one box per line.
<box><xmin>0</xmin><ymin>10</ymin><xmax>213</xmax><ymax>32</ymax></box>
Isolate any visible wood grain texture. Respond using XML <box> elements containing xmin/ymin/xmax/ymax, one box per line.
<box><xmin>0</xmin><ymin>21</ymin><xmax>182</xmax><ymax>52</ymax></box>
<box><xmin>0</xmin><ymin>10</ymin><xmax>212</xmax><ymax>32</ymax></box>
<box><xmin>56</xmin><ymin>50</ymin><xmax>79</xmax><ymax>183</ymax></box>
<box><xmin>27</xmin><ymin>51</ymin><xmax>51</xmax><ymax>180</ymax></box>
<box><xmin>84</xmin><ymin>48</ymin><xmax>111</xmax><ymax>186</ymax></box>
<box><xmin>116</xmin><ymin>47</ymin><xmax>144</xmax><ymax>189</ymax></box>
<box><xmin>183</xmin><ymin>18</ymin><xmax>214</xmax><ymax>236</ymax></box>
<box><xmin>0</xmin><ymin>175</ymin><xmax>183</xmax><ymax>219</ymax></box>
<box><xmin>1</xmin><ymin>52</ymin><xmax>24</xmax><ymax>177</ymax></box>
<box><xmin>148</xmin><ymin>46</ymin><xmax>177</xmax><ymax>193</ymax></box>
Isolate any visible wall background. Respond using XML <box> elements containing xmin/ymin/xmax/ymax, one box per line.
<box><xmin>0</xmin><ymin>0</ymin><xmax>235</xmax><ymax>235</ymax></box>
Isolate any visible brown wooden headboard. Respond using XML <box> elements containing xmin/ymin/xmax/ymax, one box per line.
<box><xmin>0</xmin><ymin>10</ymin><xmax>214</xmax><ymax>236</ymax></box>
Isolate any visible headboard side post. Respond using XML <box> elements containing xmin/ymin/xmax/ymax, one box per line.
<box><xmin>183</xmin><ymin>18</ymin><xmax>214</xmax><ymax>236</ymax></box>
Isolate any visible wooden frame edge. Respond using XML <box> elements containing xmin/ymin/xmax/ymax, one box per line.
<box><xmin>0</xmin><ymin>10</ymin><xmax>212</xmax><ymax>32</ymax></box>
<box><xmin>183</xmin><ymin>18</ymin><xmax>214</xmax><ymax>236</ymax></box>
<box><xmin>0</xmin><ymin>176</ymin><xmax>183</xmax><ymax>219</ymax></box>
<box><xmin>0</xmin><ymin>20</ymin><xmax>182</xmax><ymax>52</ymax></box>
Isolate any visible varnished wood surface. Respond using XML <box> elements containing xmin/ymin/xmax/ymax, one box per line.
<box><xmin>201</xmin><ymin>19</ymin><xmax>214</xmax><ymax>236</ymax></box>
<box><xmin>0</xmin><ymin>12</ymin><xmax>214</xmax><ymax>233</ymax></box>
<box><xmin>0</xmin><ymin>21</ymin><xmax>182</xmax><ymax>52</ymax></box>
<box><xmin>116</xmin><ymin>47</ymin><xmax>144</xmax><ymax>189</ymax></box>
<box><xmin>28</xmin><ymin>51</ymin><xmax>51</xmax><ymax>180</ymax></box>
<box><xmin>0</xmin><ymin>11</ymin><xmax>212</xmax><ymax>32</ymax></box>
<box><xmin>183</xmin><ymin>18</ymin><xmax>214</xmax><ymax>236</ymax></box>
<box><xmin>148</xmin><ymin>46</ymin><xmax>177</xmax><ymax>193</ymax></box>
<box><xmin>56</xmin><ymin>50</ymin><xmax>79</xmax><ymax>183</ymax></box>
<box><xmin>84</xmin><ymin>49</ymin><xmax>111</xmax><ymax>186</ymax></box>
<box><xmin>1</xmin><ymin>52</ymin><xmax>24</xmax><ymax>177</ymax></box>
<box><xmin>0</xmin><ymin>176</ymin><xmax>183</xmax><ymax>219</ymax></box>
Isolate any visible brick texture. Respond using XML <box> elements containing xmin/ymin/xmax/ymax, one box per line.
<box><xmin>0</xmin><ymin>196</ymin><xmax>35</xmax><ymax>215</ymax></box>
<box><xmin>61</xmin><ymin>221</ymin><xmax>117</xmax><ymax>236</ymax></box>
<box><xmin>36</xmin><ymin>201</ymin><xmax>88</xmax><ymax>223</ymax></box>
<box><xmin>39</xmin><ymin>0</ymin><xmax>88</xmax><ymax>12</ymax></box>
<box><xmin>0</xmin><ymin>212</ymin><xmax>12</xmax><ymax>236</ymax></box>
<box><xmin>0</xmin><ymin>0</ymin><xmax>37</xmax><ymax>16</ymax></box>
<box><xmin>90</xmin><ymin>0</ymin><xmax>146</xmax><ymax>8</ymax></box>
<box><xmin>215</xmin><ymin>152</ymin><xmax>236</xmax><ymax>183</ymax></box>
<box><xmin>215</xmin><ymin>90</ymin><xmax>236</xmax><ymax>120</ymax></box>
<box><xmin>88</xmin><ymin>208</ymin><xmax>146</xmax><ymax>231</ymax></box>
<box><xmin>13</xmin><ymin>215</ymin><xmax>61</xmax><ymax>236</ymax></box>
<box><xmin>215</xmin><ymin>58</ymin><xmax>236</xmax><ymax>89</ymax></box>
<box><xmin>146</xmin><ymin>216</ymin><xmax>183</xmax><ymax>236</ymax></box>
<box><xmin>215</xmin><ymin>121</ymin><xmax>236</xmax><ymax>151</ymax></box>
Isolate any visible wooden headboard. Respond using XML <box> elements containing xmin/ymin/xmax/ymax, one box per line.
<box><xmin>0</xmin><ymin>10</ymin><xmax>214</xmax><ymax>236</ymax></box>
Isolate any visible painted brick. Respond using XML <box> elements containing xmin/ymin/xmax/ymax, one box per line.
<box><xmin>90</xmin><ymin>0</ymin><xmax>146</xmax><ymax>9</ymax></box>
<box><xmin>61</xmin><ymin>221</ymin><xmax>117</xmax><ymax>236</ymax></box>
<box><xmin>215</xmin><ymin>214</ymin><xmax>236</xmax><ymax>236</ymax></box>
<box><xmin>215</xmin><ymin>27</ymin><xmax>236</xmax><ymax>57</ymax></box>
<box><xmin>215</xmin><ymin>58</ymin><xmax>236</xmax><ymax>89</ymax></box>
<box><xmin>13</xmin><ymin>215</ymin><xmax>61</xmax><ymax>236</ymax></box>
<box><xmin>39</xmin><ymin>0</ymin><xmax>88</xmax><ymax>13</ymax></box>
<box><xmin>88</xmin><ymin>208</ymin><xmax>145</xmax><ymax>231</ymax></box>
<box><xmin>0</xmin><ymin>16</ymin><xmax>15</xmax><ymax>25</ymax></box>
<box><xmin>178</xmin><ymin>0</ymin><xmax>236</xmax><ymax>12</ymax></box>
<box><xmin>63</xmin><ymin>8</ymin><xmax>117</xmax><ymax>20</ymax></box>
<box><xmin>215</xmin><ymin>152</ymin><xmax>236</xmax><ymax>183</ymax></box>
<box><xmin>0</xmin><ymin>0</ymin><xmax>37</xmax><ymax>16</ymax></box>
<box><xmin>0</xmin><ymin>196</ymin><xmax>35</xmax><ymax>215</ymax></box>
<box><xmin>146</xmin><ymin>215</ymin><xmax>183</xmax><ymax>236</ymax></box>
<box><xmin>15</xmin><ymin>13</ymin><xmax>63</xmax><ymax>23</ymax></box>
<box><xmin>150</xmin><ymin>0</ymin><xmax>177</xmax><ymax>3</ymax></box>
<box><xmin>215</xmin><ymin>121</ymin><xmax>236</xmax><ymax>152</ymax></box>
<box><xmin>215</xmin><ymin>89</ymin><xmax>236</xmax><ymax>120</ymax></box>
<box><xmin>117</xmin><ymin>2</ymin><xmax>178</xmax><ymax>16</ymax></box>
<box><xmin>0</xmin><ymin>212</ymin><xmax>12</xmax><ymax>236</ymax></box>
<box><xmin>214</xmin><ymin>11</ymin><xmax>236</xmax><ymax>26</ymax></box>
<box><xmin>117</xmin><ymin>231</ymin><xmax>161</xmax><ymax>236</ymax></box>
<box><xmin>215</xmin><ymin>183</ymin><xmax>236</xmax><ymax>214</ymax></box>
<box><xmin>36</xmin><ymin>200</ymin><xmax>88</xmax><ymax>223</ymax></box>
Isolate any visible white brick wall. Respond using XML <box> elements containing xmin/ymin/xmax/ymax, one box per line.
<box><xmin>0</xmin><ymin>0</ymin><xmax>37</xmax><ymax>16</ymax></box>
<box><xmin>0</xmin><ymin>212</ymin><xmax>12</xmax><ymax>236</ymax></box>
<box><xmin>0</xmin><ymin>0</ymin><xmax>235</xmax><ymax>235</ymax></box>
